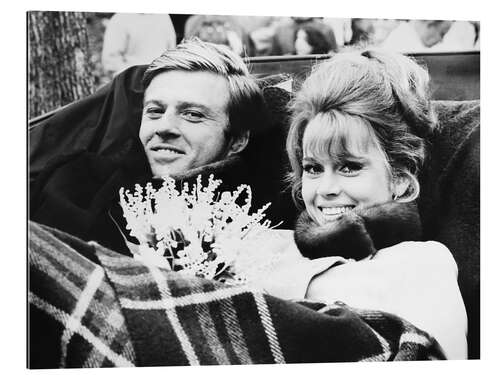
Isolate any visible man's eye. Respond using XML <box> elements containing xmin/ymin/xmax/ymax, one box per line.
<box><xmin>144</xmin><ymin>107</ymin><xmax>163</xmax><ymax>118</ymax></box>
<box><xmin>303</xmin><ymin>163</ymin><xmax>323</xmax><ymax>175</ymax></box>
<box><xmin>339</xmin><ymin>162</ymin><xmax>363</xmax><ymax>175</ymax></box>
<box><xmin>182</xmin><ymin>110</ymin><xmax>204</xmax><ymax>122</ymax></box>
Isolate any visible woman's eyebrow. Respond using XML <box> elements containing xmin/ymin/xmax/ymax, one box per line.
<box><xmin>302</xmin><ymin>156</ymin><xmax>317</xmax><ymax>163</ymax></box>
<box><xmin>343</xmin><ymin>155</ymin><xmax>368</xmax><ymax>162</ymax></box>
<box><xmin>302</xmin><ymin>153</ymin><xmax>369</xmax><ymax>165</ymax></box>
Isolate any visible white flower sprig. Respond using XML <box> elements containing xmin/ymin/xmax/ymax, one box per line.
<box><xmin>119</xmin><ymin>174</ymin><xmax>272</xmax><ymax>283</ymax></box>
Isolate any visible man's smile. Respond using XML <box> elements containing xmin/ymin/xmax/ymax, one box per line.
<box><xmin>150</xmin><ymin>144</ymin><xmax>185</xmax><ymax>154</ymax></box>
<box><xmin>148</xmin><ymin>144</ymin><xmax>187</xmax><ymax>165</ymax></box>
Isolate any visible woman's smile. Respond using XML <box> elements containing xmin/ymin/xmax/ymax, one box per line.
<box><xmin>318</xmin><ymin>205</ymin><xmax>355</xmax><ymax>221</ymax></box>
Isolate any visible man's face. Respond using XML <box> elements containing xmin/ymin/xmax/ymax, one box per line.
<box><xmin>139</xmin><ymin>71</ymin><xmax>231</xmax><ymax>177</ymax></box>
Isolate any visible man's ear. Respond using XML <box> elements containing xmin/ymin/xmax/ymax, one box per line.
<box><xmin>227</xmin><ymin>130</ymin><xmax>250</xmax><ymax>156</ymax></box>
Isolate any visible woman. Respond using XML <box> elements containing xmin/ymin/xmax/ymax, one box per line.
<box><xmin>249</xmin><ymin>49</ymin><xmax>467</xmax><ymax>359</ymax></box>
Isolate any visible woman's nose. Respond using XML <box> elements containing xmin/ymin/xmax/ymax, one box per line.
<box><xmin>317</xmin><ymin>171</ymin><xmax>342</xmax><ymax>197</ymax></box>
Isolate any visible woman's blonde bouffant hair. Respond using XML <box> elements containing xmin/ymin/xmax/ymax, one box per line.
<box><xmin>286</xmin><ymin>48</ymin><xmax>438</xmax><ymax>208</ymax></box>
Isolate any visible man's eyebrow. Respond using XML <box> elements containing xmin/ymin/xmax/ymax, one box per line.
<box><xmin>177</xmin><ymin>101</ymin><xmax>213</xmax><ymax>113</ymax></box>
<box><xmin>142</xmin><ymin>99</ymin><xmax>219</xmax><ymax>116</ymax></box>
<box><xmin>143</xmin><ymin>99</ymin><xmax>163</xmax><ymax>107</ymax></box>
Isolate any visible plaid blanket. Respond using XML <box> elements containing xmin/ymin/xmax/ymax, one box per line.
<box><xmin>28</xmin><ymin>221</ymin><xmax>445</xmax><ymax>368</ymax></box>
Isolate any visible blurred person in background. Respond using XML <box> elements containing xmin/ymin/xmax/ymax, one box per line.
<box><xmin>270</xmin><ymin>17</ymin><xmax>337</xmax><ymax>55</ymax></box>
<box><xmin>294</xmin><ymin>24</ymin><xmax>337</xmax><ymax>55</ymax></box>
<box><xmin>349</xmin><ymin>18</ymin><xmax>400</xmax><ymax>47</ymax></box>
<box><xmin>184</xmin><ymin>15</ymin><xmax>252</xmax><ymax>56</ymax></box>
<box><xmin>322</xmin><ymin>18</ymin><xmax>353</xmax><ymax>48</ymax></box>
<box><xmin>101</xmin><ymin>13</ymin><xmax>177</xmax><ymax>77</ymax></box>
<box><xmin>471</xmin><ymin>21</ymin><xmax>480</xmax><ymax>49</ymax></box>
<box><xmin>231</xmin><ymin>15</ymin><xmax>288</xmax><ymax>56</ymax></box>
<box><xmin>429</xmin><ymin>21</ymin><xmax>478</xmax><ymax>51</ymax></box>
<box><xmin>381</xmin><ymin>19</ymin><xmax>452</xmax><ymax>52</ymax></box>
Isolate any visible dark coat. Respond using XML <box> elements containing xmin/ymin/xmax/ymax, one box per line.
<box><xmin>419</xmin><ymin>100</ymin><xmax>480</xmax><ymax>359</ymax></box>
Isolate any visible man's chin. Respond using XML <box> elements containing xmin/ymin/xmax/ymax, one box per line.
<box><xmin>151</xmin><ymin>162</ymin><xmax>185</xmax><ymax>179</ymax></box>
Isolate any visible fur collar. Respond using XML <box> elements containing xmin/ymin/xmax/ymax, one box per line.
<box><xmin>294</xmin><ymin>201</ymin><xmax>422</xmax><ymax>261</ymax></box>
<box><xmin>122</xmin><ymin>155</ymin><xmax>246</xmax><ymax>192</ymax></box>
<box><xmin>169</xmin><ymin>155</ymin><xmax>243</xmax><ymax>182</ymax></box>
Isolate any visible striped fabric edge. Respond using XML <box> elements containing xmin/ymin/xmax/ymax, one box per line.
<box><xmin>253</xmin><ymin>293</ymin><xmax>285</xmax><ymax>364</ymax></box>
<box><xmin>118</xmin><ymin>285</ymin><xmax>255</xmax><ymax>310</ymax></box>
<box><xmin>218</xmin><ymin>298</ymin><xmax>254</xmax><ymax>364</ymax></box>
<box><xmin>193</xmin><ymin>302</ymin><xmax>232</xmax><ymax>364</ymax></box>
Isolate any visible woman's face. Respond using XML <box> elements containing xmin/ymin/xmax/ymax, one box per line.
<box><xmin>301</xmin><ymin>120</ymin><xmax>394</xmax><ymax>225</ymax></box>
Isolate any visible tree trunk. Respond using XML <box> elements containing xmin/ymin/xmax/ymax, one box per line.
<box><xmin>28</xmin><ymin>11</ymin><xmax>96</xmax><ymax>119</ymax></box>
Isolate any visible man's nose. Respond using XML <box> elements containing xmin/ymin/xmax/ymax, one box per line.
<box><xmin>154</xmin><ymin>110</ymin><xmax>181</xmax><ymax>136</ymax></box>
<box><xmin>317</xmin><ymin>171</ymin><xmax>342</xmax><ymax>197</ymax></box>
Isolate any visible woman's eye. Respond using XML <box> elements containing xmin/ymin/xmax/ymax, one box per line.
<box><xmin>303</xmin><ymin>163</ymin><xmax>323</xmax><ymax>175</ymax></box>
<box><xmin>339</xmin><ymin>162</ymin><xmax>363</xmax><ymax>175</ymax></box>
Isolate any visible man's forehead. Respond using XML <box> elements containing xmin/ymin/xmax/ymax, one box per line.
<box><xmin>144</xmin><ymin>70</ymin><xmax>230</xmax><ymax>110</ymax></box>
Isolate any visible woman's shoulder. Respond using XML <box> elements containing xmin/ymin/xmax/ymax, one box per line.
<box><xmin>374</xmin><ymin>240</ymin><xmax>458</xmax><ymax>275</ymax></box>
<box><xmin>237</xmin><ymin>229</ymin><xmax>347</xmax><ymax>299</ymax></box>
<box><xmin>381</xmin><ymin>240</ymin><xmax>452</xmax><ymax>254</ymax></box>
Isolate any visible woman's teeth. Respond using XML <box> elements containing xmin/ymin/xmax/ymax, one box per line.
<box><xmin>321</xmin><ymin>206</ymin><xmax>353</xmax><ymax>216</ymax></box>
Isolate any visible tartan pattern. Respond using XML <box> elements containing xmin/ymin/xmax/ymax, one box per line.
<box><xmin>29</xmin><ymin>222</ymin><xmax>136</xmax><ymax>367</ymax></box>
<box><xmin>28</xmin><ymin>221</ymin><xmax>445</xmax><ymax>368</ymax></box>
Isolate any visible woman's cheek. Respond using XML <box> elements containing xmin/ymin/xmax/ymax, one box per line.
<box><xmin>301</xmin><ymin>179</ymin><xmax>318</xmax><ymax>218</ymax></box>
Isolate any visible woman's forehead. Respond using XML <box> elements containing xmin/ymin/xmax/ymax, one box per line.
<box><xmin>302</xmin><ymin>113</ymin><xmax>376</xmax><ymax>160</ymax></box>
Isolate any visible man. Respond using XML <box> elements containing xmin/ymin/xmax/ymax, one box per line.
<box><xmin>138</xmin><ymin>39</ymin><xmax>263</xmax><ymax>178</ymax></box>
<box><xmin>183</xmin><ymin>15</ymin><xmax>250</xmax><ymax>56</ymax></box>
<box><xmin>30</xmin><ymin>39</ymin><xmax>289</xmax><ymax>256</ymax></box>
<box><xmin>101</xmin><ymin>13</ymin><xmax>177</xmax><ymax>77</ymax></box>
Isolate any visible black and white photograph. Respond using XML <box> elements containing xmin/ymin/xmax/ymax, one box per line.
<box><xmin>24</xmin><ymin>0</ymin><xmax>486</xmax><ymax>371</ymax></box>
